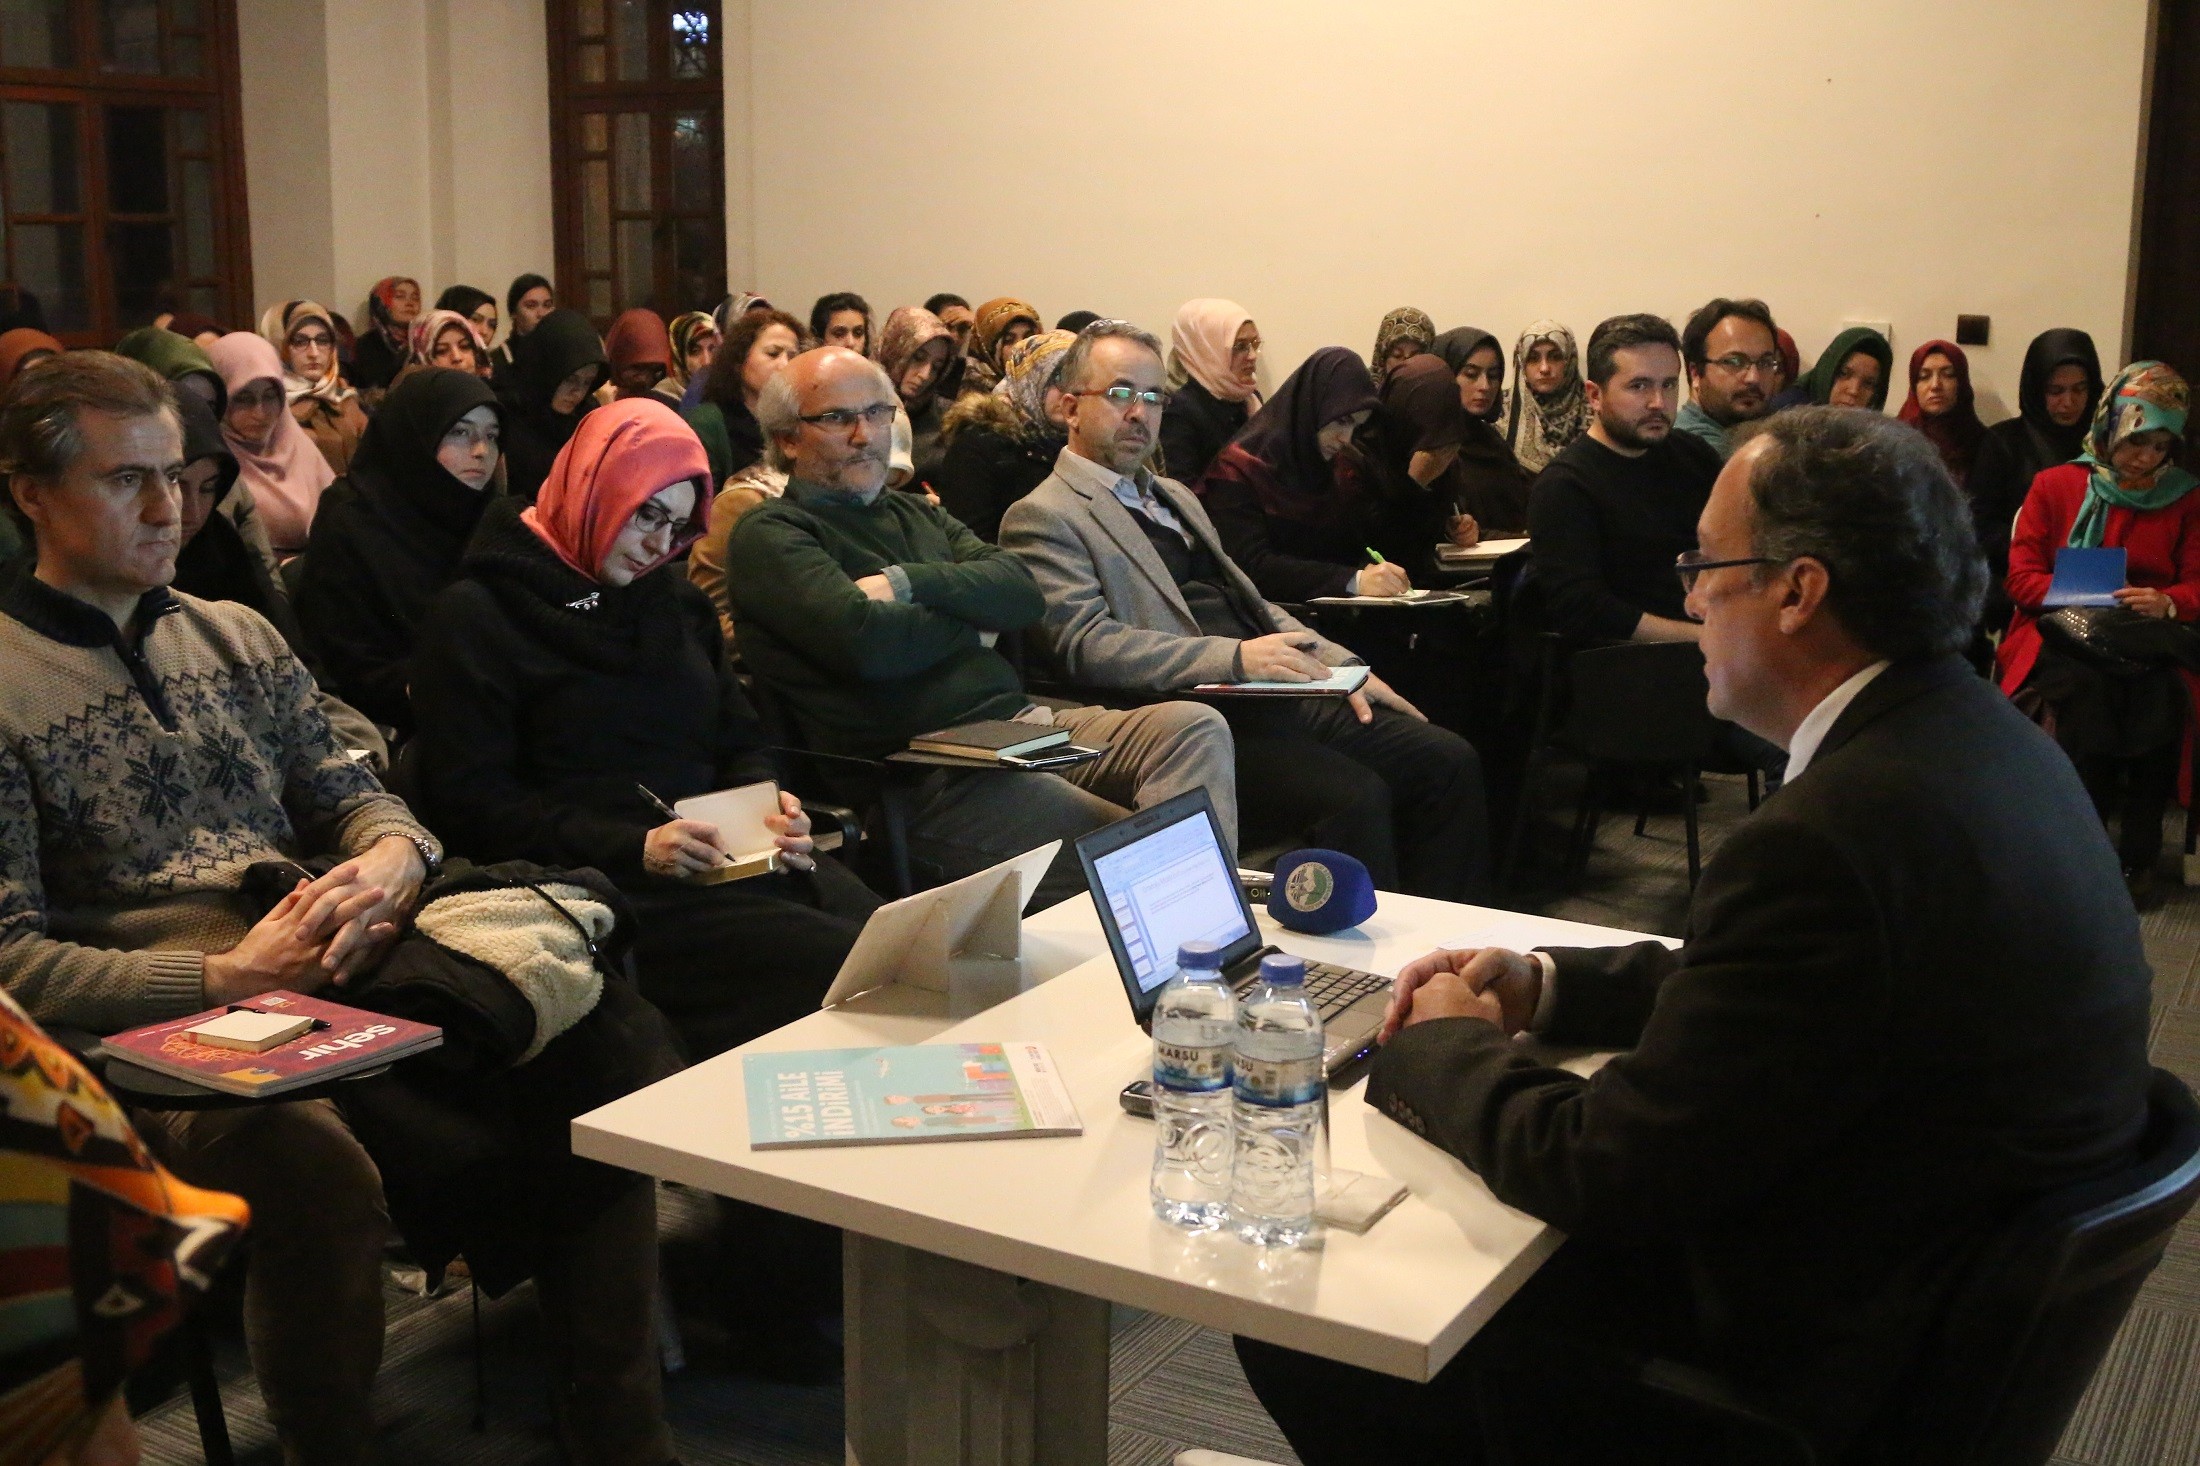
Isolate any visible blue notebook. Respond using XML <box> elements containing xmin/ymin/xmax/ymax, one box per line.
<box><xmin>741</xmin><ymin>1042</ymin><xmax>1083</xmax><ymax>1148</ymax></box>
<box><xmin>2043</xmin><ymin>547</ymin><xmax>2126</xmax><ymax>609</ymax></box>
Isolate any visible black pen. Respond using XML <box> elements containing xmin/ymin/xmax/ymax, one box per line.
<box><xmin>636</xmin><ymin>784</ymin><xmax>734</xmax><ymax>867</ymax></box>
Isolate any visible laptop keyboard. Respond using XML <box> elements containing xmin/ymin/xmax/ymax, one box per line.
<box><xmin>1301</xmin><ymin>962</ymin><xmax>1390</xmax><ymax>1019</ymax></box>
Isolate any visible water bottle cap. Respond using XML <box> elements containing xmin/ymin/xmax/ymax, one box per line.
<box><xmin>1176</xmin><ymin>940</ymin><xmax>1225</xmax><ymax>971</ymax></box>
<box><xmin>1257</xmin><ymin>953</ymin><xmax>1306</xmax><ymax>985</ymax></box>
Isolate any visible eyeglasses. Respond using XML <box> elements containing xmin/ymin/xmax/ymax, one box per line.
<box><xmin>1230</xmin><ymin>339</ymin><xmax>1262</xmax><ymax>358</ymax></box>
<box><xmin>1068</xmin><ymin>386</ymin><xmax>1172</xmax><ymax>410</ymax></box>
<box><xmin>1675</xmin><ymin>551</ymin><xmax>1783</xmax><ymax>592</ymax></box>
<box><xmin>288</xmin><ymin>331</ymin><xmax>334</xmax><ymax>350</ymax></box>
<box><xmin>797</xmin><ymin>402</ymin><xmax>898</xmax><ymax>432</ymax></box>
<box><xmin>629</xmin><ymin>499</ymin><xmax>689</xmax><ymax>537</ymax></box>
<box><xmin>1706</xmin><ymin>353</ymin><xmax>1783</xmax><ymax>377</ymax></box>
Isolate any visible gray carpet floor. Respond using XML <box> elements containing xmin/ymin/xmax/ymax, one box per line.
<box><xmin>135</xmin><ymin>774</ymin><xmax>2200</xmax><ymax>1465</ymax></box>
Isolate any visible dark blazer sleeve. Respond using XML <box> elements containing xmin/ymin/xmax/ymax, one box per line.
<box><xmin>1525</xmin><ymin>468</ymin><xmax>1644</xmax><ymax>643</ymax></box>
<box><xmin>1198</xmin><ymin>462</ymin><xmax>1358</xmax><ymax>602</ymax></box>
<box><xmin>1366</xmin><ymin>812</ymin><xmax>1890</xmax><ymax>1244</ymax></box>
<box><xmin>409</xmin><ymin>581</ymin><xmax>656</xmax><ymax>882</ymax></box>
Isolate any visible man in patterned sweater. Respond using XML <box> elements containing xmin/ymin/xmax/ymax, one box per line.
<box><xmin>0</xmin><ymin>354</ymin><xmax>671</xmax><ymax>1466</ymax></box>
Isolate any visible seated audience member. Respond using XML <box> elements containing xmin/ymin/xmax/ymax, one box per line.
<box><xmin>1432</xmin><ymin>326</ymin><xmax>1534</xmax><ymax>533</ymax></box>
<box><xmin>1002</xmin><ymin>323</ymin><xmax>1490</xmax><ymax>900</ymax></box>
<box><xmin>497</xmin><ymin>306</ymin><xmax>606</xmax><ymax>502</ymax></box>
<box><xmin>1899</xmin><ymin>338</ymin><xmax>1988</xmax><ymax>488</ymax></box>
<box><xmin>1239</xmin><ymin>405</ymin><xmax>2151</xmax><ymax>1466</ymax></box>
<box><xmin>1527</xmin><ymin>313</ymin><xmax>1724</xmax><ymax>646</ymax></box>
<box><xmin>876</xmin><ymin>305</ymin><xmax>957</xmax><ymax>489</ymax></box>
<box><xmin>492</xmin><ymin>272</ymin><xmax>555</xmax><ymax>382</ymax></box>
<box><xmin>1790</xmin><ymin>325</ymin><xmax>1893</xmax><ymax>412</ymax></box>
<box><xmin>688</xmin><ymin>306</ymin><xmax>802</xmax><ymax>486</ymax></box>
<box><xmin>1365</xmin><ymin>353</ymin><xmax>1486</xmax><ymax>558</ymax></box>
<box><xmin>1970</xmin><ymin>328</ymin><xmax>2104</xmax><ymax>623</ymax></box>
<box><xmin>0</xmin><ymin>351</ymin><xmax>679</xmax><ymax>1466</ymax></box>
<box><xmin>170</xmin><ymin>391</ymin><xmax>386</xmax><ymax>765</ymax></box>
<box><xmin>298</xmin><ymin>368</ymin><xmax>503</xmax><ymax>735</ymax></box>
<box><xmin>351</xmin><ymin>274</ymin><xmax>422</xmax><ymax>395</ymax></box>
<box><xmin>259</xmin><ymin>299</ymin><xmax>368</xmax><ymax>475</ymax></box>
<box><xmin>411</xmin><ymin>397</ymin><xmax>879</xmax><ymax>1058</ymax></box>
<box><xmin>1197</xmin><ymin>346</ymin><xmax>1417</xmax><ymax>601</ymax></box>
<box><xmin>663</xmin><ymin>308</ymin><xmax>720</xmax><ymax>407</ymax></box>
<box><xmin>0</xmin><ymin>326</ymin><xmax>62</xmax><ymax>387</ymax></box>
<box><xmin>162</xmin><ymin>312</ymin><xmax>224</xmax><ymax>349</ymax></box>
<box><xmin>962</xmin><ymin>296</ymin><xmax>1042</xmax><ymax>396</ymax></box>
<box><xmin>1504</xmin><ymin>320</ymin><xmax>1589</xmax><ymax>474</ymax></box>
<box><xmin>925</xmin><ymin>292</ymin><xmax>975</xmax><ymax>352</ymax></box>
<box><xmin>1773</xmin><ymin>325</ymin><xmax>1800</xmax><ymax>395</ymax></box>
<box><xmin>603</xmin><ymin>308</ymin><xmax>672</xmax><ymax>400</ymax></box>
<box><xmin>1370</xmin><ymin>306</ymin><xmax>1436</xmax><ymax>389</ymax></box>
<box><xmin>0</xmin><ymin>986</ymin><xmax>248</xmax><ymax>1466</ymax></box>
<box><xmin>723</xmin><ymin>347</ymin><xmax>1234</xmax><ymax>903</ymax></box>
<box><xmin>404</xmin><ymin>308</ymin><xmax>492</xmax><ymax>379</ymax></box>
<box><xmin>113</xmin><ymin>325</ymin><xmax>226</xmax><ymax>416</ymax></box>
<box><xmin>435</xmin><ymin>283</ymin><xmax>500</xmax><ymax>354</ymax></box>
<box><xmin>1055</xmin><ymin>310</ymin><xmax>1102</xmax><ymax>334</ymax></box>
<box><xmin>1159</xmin><ymin>298</ymin><xmax>1262</xmax><ymax>484</ymax></box>
<box><xmin>809</xmin><ymin>291</ymin><xmax>873</xmax><ymax>355</ymax></box>
<box><xmin>688</xmin><ymin>432</ymin><xmax>793</xmax><ymax>648</ymax></box>
<box><xmin>1674</xmin><ymin>297</ymin><xmax>1782</xmax><ymax>459</ymax></box>
<box><xmin>933</xmin><ymin>328</ymin><xmax>1076</xmax><ymax>544</ymax></box>
<box><xmin>209</xmin><ymin>331</ymin><xmax>335</xmax><ymax>557</ymax></box>
<box><xmin>1999</xmin><ymin>361</ymin><xmax>2200</xmax><ymax>907</ymax></box>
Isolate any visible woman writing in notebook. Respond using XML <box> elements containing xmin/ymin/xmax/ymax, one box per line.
<box><xmin>407</xmin><ymin>395</ymin><xmax>880</xmax><ymax>1059</ymax></box>
<box><xmin>1998</xmin><ymin>361</ymin><xmax>2200</xmax><ymax>907</ymax></box>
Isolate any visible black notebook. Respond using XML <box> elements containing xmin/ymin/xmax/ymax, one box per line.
<box><xmin>907</xmin><ymin>720</ymin><xmax>1073</xmax><ymax>761</ymax></box>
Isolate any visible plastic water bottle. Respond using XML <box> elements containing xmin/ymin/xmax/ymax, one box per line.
<box><xmin>1230</xmin><ymin>954</ymin><xmax>1324</xmax><ymax>1246</ymax></box>
<box><xmin>1150</xmin><ymin>940</ymin><xmax>1237</xmax><ymax>1229</ymax></box>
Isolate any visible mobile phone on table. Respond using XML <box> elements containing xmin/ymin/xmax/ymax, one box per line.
<box><xmin>1119</xmin><ymin>1078</ymin><xmax>1156</xmax><ymax>1118</ymax></box>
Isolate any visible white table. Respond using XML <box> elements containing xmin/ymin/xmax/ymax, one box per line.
<box><xmin>573</xmin><ymin>891</ymin><xmax>1665</xmax><ymax>1466</ymax></box>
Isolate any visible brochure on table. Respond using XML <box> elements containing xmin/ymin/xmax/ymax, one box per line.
<box><xmin>820</xmin><ymin>841</ymin><xmax>1060</xmax><ymax>1017</ymax></box>
<box><xmin>741</xmin><ymin>1041</ymin><xmax>1083</xmax><ymax>1149</ymax></box>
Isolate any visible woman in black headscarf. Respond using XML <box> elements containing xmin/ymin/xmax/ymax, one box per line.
<box><xmin>1970</xmin><ymin>328</ymin><xmax>2105</xmax><ymax>601</ymax></box>
<box><xmin>296</xmin><ymin>367</ymin><xmax>504</xmax><ymax>734</ymax></box>
<box><xmin>1430</xmin><ymin>327</ymin><xmax>1533</xmax><ymax>534</ymax></box>
<box><xmin>1195</xmin><ymin>346</ymin><xmax>1413</xmax><ymax>602</ymax></box>
<box><xmin>497</xmin><ymin>306</ymin><xmax>607</xmax><ymax>503</ymax></box>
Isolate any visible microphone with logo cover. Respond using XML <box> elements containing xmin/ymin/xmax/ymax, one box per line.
<box><xmin>1265</xmin><ymin>848</ymin><xmax>1378</xmax><ymax>935</ymax></box>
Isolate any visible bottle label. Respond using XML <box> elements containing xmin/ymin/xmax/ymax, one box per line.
<box><xmin>1154</xmin><ymin>1039</ymin><xmax>1231</xmax><ymax>1092</ymax></box>
<box><xmin>1234</xmin><ymin>1053</ymin><xmax>1322</xmax><ymax>1107</ymax></box>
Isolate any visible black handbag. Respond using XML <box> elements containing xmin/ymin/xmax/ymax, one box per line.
<box><xmin>2037</xmin><ymin>605</ymin><xmax>2200</xmax><ymax>677</ymax></box>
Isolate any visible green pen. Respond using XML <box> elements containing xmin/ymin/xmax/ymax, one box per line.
<box><xmin>1365</xmin><ymin>547</ymin><xmax>1385</xmax><ymax>564</ymax></box>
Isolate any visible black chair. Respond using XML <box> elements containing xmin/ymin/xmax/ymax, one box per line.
<box><xmin>1501</xmin><ymin>636</ymin><xmax>1759</xmax><ymax>896</ymax></box>
<box><xmin>741</xmin><ymin>672</ymin><xmax>931</xmax><ymax>897</ymax></box>
<box><xmin>1589</xmin><ymin>1066</ymin><xmax>2200</xmax><ymax>1465</ymax></box>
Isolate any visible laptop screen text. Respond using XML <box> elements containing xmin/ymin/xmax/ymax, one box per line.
<box><xmin>1089</xmin><ymin>812</ymin><xmax>1253</xmax><ymax>995</ymax></box>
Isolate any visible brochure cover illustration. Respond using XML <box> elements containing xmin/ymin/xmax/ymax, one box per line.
<box><xmin>741</xmin><ymin>1041</ymin><xmax>1083</xmax><ymax>1148</ymax></box>
<box><xmin>105</xmin><ymin>990</ymin><xmax>443</xmax><ymax>1098</ymax></box>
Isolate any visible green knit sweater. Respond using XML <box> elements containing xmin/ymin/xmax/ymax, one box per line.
<box><xmin>0</xmin><ymin>576</ymin><xmax>437</xmax><ymax>1032</ymax></box>
<box><xmin>724</xmin><ymin>484</ymin><xmax>1043</xmax><ymax>759</ymax></box>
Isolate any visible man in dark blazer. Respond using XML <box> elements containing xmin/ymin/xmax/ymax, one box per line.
<box><xmin>1237</xmin><ymin>407</ymin><xmax>2156</xmax><ymax>1463</ymax></box>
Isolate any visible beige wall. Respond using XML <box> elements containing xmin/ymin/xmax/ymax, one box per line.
<box><xmin>732</xmin><ymin>0</ymin><xmax>2153</xmax><ymax>418</ymax></box>
<box><xmin>236</xmin><ymin>0</ymin><xmax>554</xmax><ymax>342</ymax></box>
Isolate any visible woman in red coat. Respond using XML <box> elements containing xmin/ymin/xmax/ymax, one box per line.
<box><xmin>1998</xmin><ymin>360</ymin><xmax>2200</xmax><ymax>905</ymax></box>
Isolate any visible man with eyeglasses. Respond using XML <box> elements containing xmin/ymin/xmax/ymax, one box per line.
<box><xmin>1674</xmin><ymin>297</ymin><xmax>1783</xmax><ymax>459</ymax></box>
<box><xmin>1002</xmin><ymin>322</ymin><xmax>1490</xmax><ymax>902</ymax></box>
<box><xmin>1237</xmin><ymin>408</ymin><xmax>2154</xmax><ymax>1466</ymax></box>
<box><xmin>724</xmin><ymin>346</ymin><xmax>1235</xmax><ymax>906</ymax></box>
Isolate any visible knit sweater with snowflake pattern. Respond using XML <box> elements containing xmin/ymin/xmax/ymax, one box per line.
<box><xmin>0</xmin><ymin>573</ymin><xmax>438</xmax><ymax>1032</ymax></box>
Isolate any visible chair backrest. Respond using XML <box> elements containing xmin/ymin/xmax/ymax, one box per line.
<box><xmin>1557</xmin><ymin>640</ymin><xmax>1721</xmax><ymax>766</ymax></box>
<box><xmin>1873</xmin><ymin>1067</ymin><xmax>2200</xmax><ymax>1463</ymax></box>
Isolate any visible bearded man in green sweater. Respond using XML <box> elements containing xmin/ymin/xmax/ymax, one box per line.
<box><xmin>726</xmin><ymin>347</ymin><xmax>1234</xmax><ymax>905</ymax></box>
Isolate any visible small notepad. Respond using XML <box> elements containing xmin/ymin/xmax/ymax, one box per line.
<box><xmin>2044</xmin><ymin>547</ymin><xmax>2127</xmax><ymax>608</ymax></box>
<box><xmin>183</xmin><ymin>1010</ymin><xmax>317</xmax><ymax>1053</ymax></box>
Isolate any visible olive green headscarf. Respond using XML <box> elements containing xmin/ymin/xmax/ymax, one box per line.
<box><xmin>1799</xmin><ymin>327</ymin><xmax>1894</xmax><ymax>411</ymax></box>
<box><xmin>114</xmin><ymin>326</ymin><xmax>229</xmax><ymax>417</ymax></box>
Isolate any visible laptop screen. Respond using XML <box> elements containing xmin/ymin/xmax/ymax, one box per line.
<box><xmin>1080</xmin><ymin>791</ymin><xmax>1257</xmax><ymax>1011</ymax></box>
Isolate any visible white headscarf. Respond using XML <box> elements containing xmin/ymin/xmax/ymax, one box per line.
<box><xmin>1168</xmin><ymin>298</ymin><xmax>1261</xmax><ymax>406</ymax></box>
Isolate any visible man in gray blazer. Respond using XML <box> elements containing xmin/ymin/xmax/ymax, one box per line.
<box><xmin>1000</xmin><ymin>321</ymin><xmax>1489</xmax><ymax>899</ymax></box>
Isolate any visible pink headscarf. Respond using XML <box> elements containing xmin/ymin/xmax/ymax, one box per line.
<box><xmin>406</xmin><ymin>309</ymin><xmax>487</xmax><ymax>373</ymax></box>
<box><xmin>1170</xmin><ymin>298</ymin><xmax>1261</xmax><ymax>405</ymax></box>
<box><xmin>521</xmin><ymin>397</ymin><xmax>709</xmax><ymax>581</ymax></box>
<box><xmin>205</xmin><ymin>331</ymin><xmax>335</xmax><ymax>554</ymax></box>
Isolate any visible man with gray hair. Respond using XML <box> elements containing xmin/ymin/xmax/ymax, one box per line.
<box><xmin>1002</xmin><ymin>321</ymin><xmax>1489</xmax><ymax>900</ymax></box>
<box><xmin>724</xmin><ymin>345</ymin><xmax>1235</xmax><ymax>904</ymax></box>
<box><xmin>1238</xmin><ymin>407</ymin><xmax>2153</xmax><ymax>1463</ymax></box>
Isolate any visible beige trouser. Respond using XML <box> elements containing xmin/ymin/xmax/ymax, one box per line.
<box><xmin>139</xmin><ymin>1098</ymin><xmax>670</xmax><ymax>1466</ymax></box>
